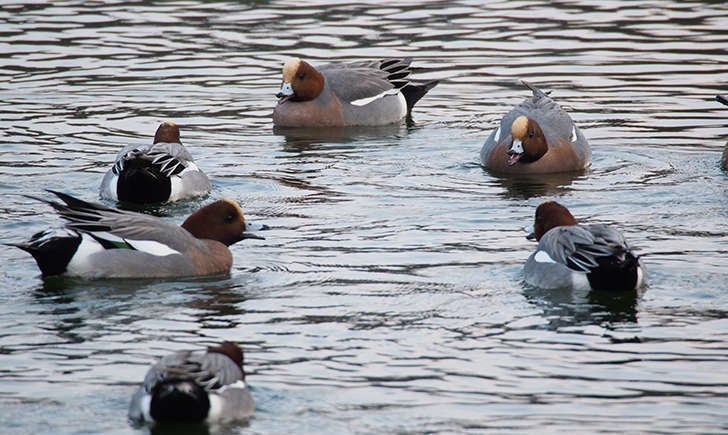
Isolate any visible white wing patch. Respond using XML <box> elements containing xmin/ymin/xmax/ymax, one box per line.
<box><xmin>534</xmin><ymin>250</ymin><xmax>556</xmax><ymax>264</ymax></box>
<box><xmin>494</xmin><ymin>126</ymin><xmax>501</xmax><ymax>142</ymax></box>
<box><xmin>350</xmin><ymin>89</ymin><xmax>399</xmax><ymax>106</ymax></box>
<box><xmin>126</xmin><ymin>239</ymin><xmax>181</xmax><ymax>256</ymax></box>
<box><xmin>81</xmin><ymin>231</ymin><xmax>181</xmax><ymax>256</ymax></box>
<box><xmin>570</xmin><ymin>125</ymin><xmax>577</xmax><ymax>142</ymax></box>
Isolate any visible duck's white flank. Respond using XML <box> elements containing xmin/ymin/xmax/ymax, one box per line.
<box><xmin>206</xmin><ymin>380</ymin><xmax>248</xmax><ymax>422</ymax></box>
<box><xmin>103</xmin><ymin>176</ymin><xmax>119</xmax><ymax>201</ymax></box>
<box><xmin>635</xmin><ymin>266</ymin><xmax>645</xmax><ymax>289</ymax></box>
<box><xmin>570</xmin><ymin>270</ymin><xmax>591</xmax><ymax>290</ymax></box>
<box><xmin>66</xmin><ymin>234</ymin><xmax>105</xmax><ymax>274</ymax></box>
<box><xmin>168</xmin><ymin>162</ymin><xmax>202</xmax><ymax>202</ymax></box>
<box><xmin>140</xmin><ymin>394</ymin><xmax>153</xmax><ymax>422</ymax></box>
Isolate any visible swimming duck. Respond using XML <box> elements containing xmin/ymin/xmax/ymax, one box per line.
<box><xmin>10</xmin><ymin>191</ymin><xmax>264</xmax><ymax>278</ymax></box>
<box><xmin>100</xmin><ymin>121</ymin><xmax>211</xmax><ymax>203</ymax></box>
<box><xmin>128</xmin><ymin>342</ymin><xmax>254</xmax><ymax>424</ymax></box>
<box><xmin>481</xmin><ymin>81</ymin><xmax>591</xmax><ymax>173</ymax></box>
<box><xmin>524</xmin><ymin>201</ymin><xmax>645</xmax><ymax>291</ymax></box>
<box><xmin>273</xmin><ymin>57</ymin><xmax>438</xmax><ymax>127</ymax></box>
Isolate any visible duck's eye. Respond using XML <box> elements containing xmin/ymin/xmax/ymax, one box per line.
<box><xmin>224</xmin><ymin>214</ymin><xmax>235</xmax><ymax>224</ymax></box>
<box><xmin>298</xmin><ymin>73</ymin><xmax>305</xmax><ymax>79</ymax></box>
<box><xmin>529</xmin><ymin>130</ymin><xmax>535</xmax><ymax>138</ymax></box>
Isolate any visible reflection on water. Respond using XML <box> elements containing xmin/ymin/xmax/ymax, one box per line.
<box><xmin>524</xmin><ymin>285</ymin><xmax>640</xmax><ymax>328</ymax></box>
<box><xmin>274</xmin><ymin>123</ymin><xmax>410</xmax><ymax>146</ymax></box>
<box><xmin>1</xmin><ymin>0</ymin><xmax>728</xmax><ymax>433</ymax></box>
<box><xmin>490</xmin><ymin>170</ymin><xmax>587</xmax><ymax>200</ymax></box>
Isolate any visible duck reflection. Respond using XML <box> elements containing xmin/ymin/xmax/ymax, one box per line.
<box><xmin>523</xmin><ymin>284</ymin><xmax>641</xmax><ymax>328</ymax></box>
<box><xmin>487</xmin><ymin>170</ymin><xmax>587</xmax><ymax>200</ymax></box>
<box><xmin>31</xmin><ymin>274</ymin><xmax>256</xmax><ymax>343</ymax></box>
<box><xmin>273</xmin><ymin>123</ymin><xmax>409</xmax><ymax>151</ymax></box>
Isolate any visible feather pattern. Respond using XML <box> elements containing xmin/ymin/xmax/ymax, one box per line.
<box><xmin>129</xmin><ymin>343</ymin><xmax>253</xmax><ymax>424</ymax></box>
<box><xmin>538</xmin><ymin>225</ymin><xmax>625</xmax><ymax>273</ymax></box>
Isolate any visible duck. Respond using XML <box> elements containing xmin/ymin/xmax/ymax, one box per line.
<box><xmin>481</xmin><ymin>81</ymin><xmax>591</xmax><ymax>174</ymax></box>
<box><xmin>273</xmin><ymin>57</ymin><xmax>438</xmax><ymax>127</ymax></box>
<box><xmin>100</xmin><ymin>121</ymin><xmax>212</xmax><ymax>203</ymax></box>
<box><xmin>10</xmin><ymin>190</ymin><xmax>264</xmax><ymax>279</ymax></box>
<box><xmin>717</xmin><ymin>95</ymin><xmax>728</xmax><ymax>170</ymax></box>
<box><xmin>128</xmin><ymin>342</ymin><xmax>254</xmax><ymax>425</ymax></box>
<box><xmin>524</xmin><ymin>201</ymin><xmax>645</xmax><ymax>291</ymax></box>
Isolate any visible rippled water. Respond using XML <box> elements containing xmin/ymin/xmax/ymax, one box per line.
<box><xmin>2</xmin><ymin>1</ymin><xmax>728</xmax><ymax>433</ymax></box>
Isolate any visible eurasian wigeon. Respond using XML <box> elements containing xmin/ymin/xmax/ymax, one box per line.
<box><xmin>481</xmin><ymin>81</ymin><xmax>591</xmax><ymax>174</ymax></box>
<box><xmin>717</xmin><ymin>95</ymin><xmax>728</xmax><ymax>170</ymax></box>
<box><xmin>273</xmin><ymin>57</ymin><xmax>438</xmax><ymax>127</ymax></box>
<box><xmin>524</xmin><ymin>201</ymin><xmax>645</xmax><ymax>291</ymax></box>
<box><xmin>128</xmin><ymin>342</ymin><xmax>254</xmax><ymax>425</ymax></box>
<box><xmin>10</xmin><ymin>191</ymin><xmax>264</xmax><ymax>279</ymax></box>
<box><xmin>100</xmin><ymin>121</ymin><xmax>212</xmax><ymax>203</ymax></box>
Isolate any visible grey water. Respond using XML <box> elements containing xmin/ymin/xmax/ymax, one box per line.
<box><xmin>1</xmin><ymin>0</ymin><xmax>728</xmax><ymax>433</ymax></box>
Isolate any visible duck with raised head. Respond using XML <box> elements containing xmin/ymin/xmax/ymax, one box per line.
<box><xmin>481</xmin><ymin>81</ymin><xmax>591</xmax><ymax>174</ymax></box>
<box><xmin>273</xmin><ymin>57</ymin><xmax>438</xmax><ymax>127</ymax></box>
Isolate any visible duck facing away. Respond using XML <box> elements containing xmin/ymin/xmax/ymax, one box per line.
<box><xmin>481</xmin><ymin>81</ymin><xmax>591</xmax><ymax>174</ymax></box>
<box><xmin>273</xmin><ymin>57</ymin><xmax>438</xmax><ymax>127</ymax></box>
<box><xmin>129</xmin><ymin>342</ymin><xmax>254</xmax><ymax>425</ymax></box>
<box><xmin>10</xmin><ymin>191</ymin><xmax>263</xmax><ymax>279</ymax></box>
<box><xmin>100</xmin><ymin>121</ymin><xmax>211</xmax><ymax>204</ymax></box>
<box><xmin>524</xmin><ymin>201</ymin><xmax>645</xmax><ymax>291</ymax></box>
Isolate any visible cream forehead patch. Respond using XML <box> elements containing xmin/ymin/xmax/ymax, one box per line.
<box><xmin>511</xmin><ymin>115</ymin><xmax>529</xmax><ymax>139</ymax></box>
<box><xmin>222</xmin><ymin>199</ymin><xmax>245</xmax><ymax>219</ymax></box>
<box><xmin>282</xmin><ymin>58</ymin><xmax>301</xmax><ymax>82</ymax></box>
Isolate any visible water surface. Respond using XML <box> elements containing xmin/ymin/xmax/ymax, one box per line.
<box><xmin>1</xmin><ymin>1</ymin><xmax>728</xmax><ymax>433</ymax></box>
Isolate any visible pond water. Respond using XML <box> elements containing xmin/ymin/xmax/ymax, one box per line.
<box><xmin>1</xmin><ymin>1</ymin><xmax>728</xmax><ymax>433</ymax></box>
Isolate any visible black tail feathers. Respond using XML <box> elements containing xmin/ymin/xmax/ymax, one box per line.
<box><xmin>587</xmin><ymin>250</ymin><xmax>641</xmax><ymax>292</ymax></box>
<box><xmin>9</xmin><ymin>230</ymin><xmax>81</xmax><ymax>277</ymax></box>
<box><xmin>401</xmin><ymin>80</ymin><xmax>439</xmax><ymax>113</ymax></box>
<box><xmin>150</xmin><ymin>380</ymin><xmax>210</xmax><ymax>423</ymax></box>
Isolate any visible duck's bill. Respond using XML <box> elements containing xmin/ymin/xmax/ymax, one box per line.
<box><xmin>524</xmin><ymin>224</ymin><xmax>536</xmax><ymax>241</ymax></box>
<box><xmin>241</xmin><ymin>232</ymin><xmax>265</xmax><ymax>240</ymax></box>
<box><xmin>242</xmin><ymin>222</ymin><xmax>270</xmax><ymax>240</ymax></box>
<box><xmin>276</xmin><ymin>82</ymin><xmax>294</xmax><ymax>103</ymax></box>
